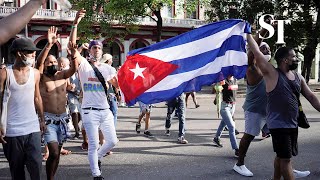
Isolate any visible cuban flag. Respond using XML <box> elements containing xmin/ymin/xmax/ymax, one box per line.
<box><xmin>118</xmin><ymin>19</ymin><xmax>251</xmax><ymax>106</ymax></box>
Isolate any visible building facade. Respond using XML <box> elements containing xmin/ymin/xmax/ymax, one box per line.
<box><xmin>0</xmin><ymin>0</ymin><xmax>207</xmax><ymax>68</ymax></box>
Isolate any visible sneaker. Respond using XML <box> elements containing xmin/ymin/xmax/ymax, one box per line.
<box><xmin>262</xmin><ymin>132</ymin><xmax>271</xmax><ymax>139</ymax></box>
<box><xmin>81</xmin><ymin>142</ymin><xmax>88</xmax><ymax>151</ymax></box>
<box><xmin>235</xmin><ymin>129</ymin><xmax>240</xmax><ymax>135</ymax></box>
<box><xmin>73</xmin><ymin>134</ymin><xmax>80</xmax><ymax>140</ymax></box>
<box><xmin>103</xmin><ymin>151</ymin><xmax>113</xmax><ymax>157</ymax></box>
<box><xmin>178</xmin><ymin>136</ymin><xmax>188</xmax><ymax>144</ymax></box>
<box><xmin>135</xmin><ymin>123</ymin><xmax>141</xmax><ymax>134</ymax></box>
<box><xmin>165</xmin><ymin>129</ymin><xmax>170</xmax><ymax>136</ymax></box>
<box><xmin>195</xmin><ymin>104</ymin><xmax>200</xmax><ymax>108</ymax></box>
<box><xmin>293</xmin><ymin>169</ymin><xmax>310</xmax><ymax>179</ymax></box>
<box><xmin>233</xmin><ymin>164</ymin><xmax>253</xmax><ymax>177</ymax></box>
<box><xmin>213</xmin><ymin>137</ymin><xmax>223</xmax><ymax>147</ymax></box>
<box><xmin>98</xmin><ymin>160</ymin><xmax>101</xmax><ymax>172</ymax></box>
<box><xmin>234</xmin><ymin>149</ymin><xmax>239</xmax><ymax>158</ymax></box>
<box><xmin>144</xmin><ymin>131</ymin><xmax>154</xmax><ymax>137</ymax></box>
<box><xmin>93</xmin><ymin>176</ymin><xmax>104</xmax><ymax>180</ymax></box>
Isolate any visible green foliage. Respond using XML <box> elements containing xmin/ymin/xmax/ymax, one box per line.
<box><xmin>69</xmin><ymin>0</ymin><xmax>208</xmax><ymax>43</ymax></box>
<box><xmin>206</xmin><ymin>0</ymin><xmax>319</xmax><ymax>52</ymax></box>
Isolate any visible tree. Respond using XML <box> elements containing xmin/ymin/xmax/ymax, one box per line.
<box><xmin>69</xmin><ymin>0</ymin><xmax>208</xmax><ymax>43</ymax></box>
<box><xmin>206</xmin><ymin>0</ymin><xmax>320</xmax><ymax>83</ymax></box>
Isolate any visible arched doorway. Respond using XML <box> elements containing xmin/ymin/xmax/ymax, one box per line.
<box><xmin>129</xmin><ymin>39</ymin><xmax>149</xmax><ymax>51</ymax></box>
<box><xmin>35</xmin><ymin>39</ymin><xmax>59</xmax><ymax>58</ymax></box>
<box><xmin>103</xmin><ymin>42</ymin><xmax>122</xmax><ymax>67</ymax></box>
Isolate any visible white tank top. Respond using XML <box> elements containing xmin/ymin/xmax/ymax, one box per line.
<box><xmin>6</xmin><ymin>66</ymin><xmax>40</xmax><ymax>137</ymax></box>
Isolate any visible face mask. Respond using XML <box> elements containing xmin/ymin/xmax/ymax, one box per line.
<box><xmin>289</xmin><ymin>63</ymin><xmax>298</xmax><ymax>70</ymax></box>
<box><xmin>21</xmin><ymin>54</ymin><xmax>35</xmax><ymax>67</ymax></box>
<box><xmin>264</xmin><ymin>54</ymin><xmax>272</xmax><ymax>62</ymax></box>
<box><xmin>46</xmin><ymin>65</ymin><xmax>58</xmax><ymax>76</ymax></box>
<box><xmin>89</xmin><ymin>54</ymin><xmax>101</xmax><ymax>62</ymax></box>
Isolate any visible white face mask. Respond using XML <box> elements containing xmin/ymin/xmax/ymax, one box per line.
<box><xmin>89</xmin><ymin>54</ymin><xmax>102</xmax><ymax>62</ymax></box>
<box><xmin>22</xmin><ymin>57</ymin><xmax>35</xmax><ymax>67</ymax></box>
<box><xmin>264</xmin><ymin>54</ymin><xmax>272</xmax><ymax>62</ymax></box>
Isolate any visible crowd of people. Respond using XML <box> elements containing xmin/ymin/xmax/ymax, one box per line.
<box><xmin>0</xmin><ymin>2</ymin><xmax>320</xmax><ymax>180</ymax></box>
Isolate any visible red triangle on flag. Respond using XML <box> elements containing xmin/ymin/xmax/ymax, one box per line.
<box><xmin>118</xmin><ymin>54</ymin><xmax>178</xmax><ymax>103</ymax></box>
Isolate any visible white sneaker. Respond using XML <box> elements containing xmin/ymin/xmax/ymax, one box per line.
<box><xmin>293</xmin><ymin>169</ymin><xmax>310</xmax><ymax>179</ymax></box>
<box><xmin>233</xmin><ymin>164</ymin><xmax>253</xmax><ymax>177</ymax></box>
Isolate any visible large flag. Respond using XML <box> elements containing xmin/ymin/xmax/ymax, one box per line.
<box><xmin>118</xmin><ymin>19</ymin><xmax>251</xmax><ymax>106</ymax></box>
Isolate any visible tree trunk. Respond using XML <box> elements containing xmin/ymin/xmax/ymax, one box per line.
<box><xmin>154</xmin><ymin>10</ymin><xmax>162</xmax><ymax>42</ymax></box>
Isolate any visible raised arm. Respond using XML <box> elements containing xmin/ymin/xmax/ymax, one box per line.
<box><xmin>36</xmin><ymin>26</ymin><xmax>58</xmax><ymax>73</ymax></box>
<box><xmin>246</xmin><ymin>34</ymin><xmax>274</xmax><ymax>75</ymax></box>
<box><xmin>0</xmin><ymin>0</ymin><xmax>46</xmax><ymax>45</ymax></box>
<box><xmin>62</xmin><ymin>41</ymin><xmax>80</xmax><ymax>79</ymax></box>
<box><xmin>70</xmin><ymin>9</ymin><xmax>86</xmax><ymax>44</ymax></box>
<box><xmin>248</xmin><ymin>28</ymin><xmax>269</xmax><ymax>66</ymax></box>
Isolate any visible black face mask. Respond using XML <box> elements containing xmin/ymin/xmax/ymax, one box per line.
<box><xmin>46</xmin><ymin>65</ymin><xmax>58</xmax><ymax>76</ymax></box>
<box><xmin>289</xmin><ymin>63</ymin><xmax>298</xmax><ymax>70</ymax></box>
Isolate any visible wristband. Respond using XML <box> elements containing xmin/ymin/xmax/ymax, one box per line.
<box><xmin>71</xmin><ymin>25</ymin><xmax>77</xmax><ymax>28</ymax></box>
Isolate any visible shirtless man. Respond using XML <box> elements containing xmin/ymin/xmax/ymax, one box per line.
<box><xmin>35</xmin><ymin>26</ymin><xmax>81</xmax><ymax>180</ymax></box>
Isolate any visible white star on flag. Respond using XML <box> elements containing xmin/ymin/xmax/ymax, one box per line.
<box><xmin>130</xmin><ymin>63</ymin><xmax>146</xmax><ymax>80</ymax></box>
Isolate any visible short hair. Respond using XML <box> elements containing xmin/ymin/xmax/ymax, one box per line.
<box><xmin>274</xmin><ymin>46</ymin><xmax>293</xmax><ymax>65</ymax></box>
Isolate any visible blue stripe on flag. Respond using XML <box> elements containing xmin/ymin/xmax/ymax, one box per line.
<box><xmin>128</xmin><ymin>19</ymin><xmax>244</xmax><ymax>55</ymax></box>
<box><xmin>126</xmin><ymin>65</ymin><xmax>247</xmax><ymax>106</ymax></box>
<box><xmin>169</xmin><ymin>35</ymin><xmax>246</xmax><ymax>75</ymax></box>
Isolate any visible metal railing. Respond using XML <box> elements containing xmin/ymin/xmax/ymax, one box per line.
<box><xmin>137</xmin><ymin>16</ymin><xmax>207</xmax><ymax>27</ymax></box>
<box><xmin>0</xmin><ymin>6</ymin><xmax>77</xmax><ymax>21</ymax></box>
<box><xmin>0</xmin><ymin>6</ymin><xmax>206</xmax><ymax>27</ymax></box>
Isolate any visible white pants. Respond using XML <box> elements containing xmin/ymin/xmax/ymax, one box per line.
<box><xmin>82</xmin><ymin>108</ymin><xmax>118</xmax><ymax>177</ymax></box>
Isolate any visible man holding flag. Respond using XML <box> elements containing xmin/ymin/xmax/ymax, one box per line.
<box><xmin>118</xmin><ymin>19</ymin><xmax>250</xmax><ymax>107</ymax></box>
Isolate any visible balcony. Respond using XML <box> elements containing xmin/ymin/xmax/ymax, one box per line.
<box><xmin>0</xmin><ymin>6</ymin><xmax>207</xmax><ymax>27</ymax></box>
<box><xmin>137</xmin><ymin>16</ymin><xmax>207</xmax><ymax>28</ymax></box>
<box><xmin>0</xmin><ymin>6</ymin><xmax>77</xmax><ymax>21</ymax></box>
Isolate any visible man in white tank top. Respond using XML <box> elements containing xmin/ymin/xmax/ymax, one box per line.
<box><xmin>0</xmin><ymin>38</ymin><xmax>45</xmax><ymax>180</ymax></box>
<box><xmin>35</xmin><ymin>25</ymin><xmax>81</xmax><ymax>180</ymax></box>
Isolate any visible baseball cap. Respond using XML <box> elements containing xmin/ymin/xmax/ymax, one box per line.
<box><xmin>10</xmin><ymin>38</ymin><xmax>41</xmax><ymax>53</ymax></box>
<box><xmin>101</xmin><ymin>53</ymin><xmax>113</xmax><ymax>63</ymax></box>
<box><xmin>89</xmin><ymin>40</ymin><xmax>103</xmax><ymax>49</ymax></box>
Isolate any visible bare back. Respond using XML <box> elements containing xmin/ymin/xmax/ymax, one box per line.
<box><xmin>40</xmin><ymin>71</ymin><xmax>68</xmax><ymax>114</ymax></box>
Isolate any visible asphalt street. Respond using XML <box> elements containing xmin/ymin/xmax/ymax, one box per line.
<box><xmin>0</xmin><ymin>91</ymin><xmax>320</xmax><ymax>180</ymax></box>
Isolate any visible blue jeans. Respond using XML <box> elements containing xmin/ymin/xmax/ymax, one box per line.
<box><xmin>216</xmin><ymin>101</ymin><xmax>238</xmax><ymax>150</ymax></box>
<box><xmin>165</xmin><ymin>94</ymin><xmax>186</xmax><ymax>137</ymax></box>
<box><xmin>108</xmin><ymin>94</ymin><xmax>118</xmax><ymax>127</ymax></box>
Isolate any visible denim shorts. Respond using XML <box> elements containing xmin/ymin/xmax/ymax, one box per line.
<box><xmin>244</xmin><ymin>111</ymin><xmax>267</xmax><ymax>136</ymax></box>
<box><xmin>138</xmin><ymin>101</ymin><xmax>152</xmax><ymax>113</ymax></box>
<box><xmin>43</xmin><ymin>112</ymin><xmax>69</xmax><ymax>145</ymax></box>
<box><xmin>44</xmin><ymin>123</ymin><xmax>64</xmax><ymax>145</ymax></box>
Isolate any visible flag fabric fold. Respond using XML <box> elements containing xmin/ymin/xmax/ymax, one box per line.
<box><xmin>118</xmin><ymin>19</ymin><xmax>251</xmax><ymax>106</ymax></box>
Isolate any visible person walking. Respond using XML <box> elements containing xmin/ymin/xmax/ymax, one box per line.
<box><xmin>213</xmin><ymin>76</ymin><xmax>239</xmax><ymax>157</ymax></box>
<box><xmin>0</xmin><ymin>37</ymin><xmax>45</xmax><ymax>180</ymax></box>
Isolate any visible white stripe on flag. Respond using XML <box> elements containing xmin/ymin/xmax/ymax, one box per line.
<box><xmin>145</xmin><ymin>50</ymin><xmax>247</xmax><ymax>92</ymax></box>
<box><xmin>141</xmin><ymin>22</ymin><xmax>246</xmax><ymax>62</ymax></box>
